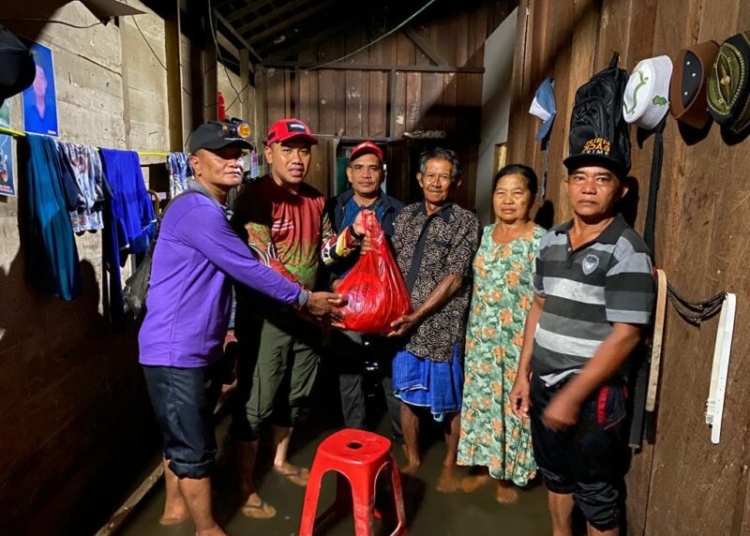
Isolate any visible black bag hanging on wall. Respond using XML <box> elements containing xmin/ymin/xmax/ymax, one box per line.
<box><xmin>123</xmin><ymin>189</ymin><xmax>209</xmax><ymax>323</ymax></box>
<box><xmin>563</xmin><ymin>52</ymin><xmax>631</xmax><ymax>178</ymax></box>
<box><xmin>0</xmin><ymin>25</ymin><xmax>35</xmax><ymax>105</ymax></box>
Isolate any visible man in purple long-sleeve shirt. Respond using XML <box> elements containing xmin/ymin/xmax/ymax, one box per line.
<box><xmin>139</xmin><ymin>119</ymin><xmax>341</xmax><ymax>536</ymax></box>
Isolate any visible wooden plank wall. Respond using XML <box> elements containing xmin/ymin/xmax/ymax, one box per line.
<box><xmin>507</xmin><ymin>1</ymin><xmax>750</xmax><ymax>535</ymax></box>
<box><xmin>256</xmin><ymin>0</ymin><xmax>516</xmax><ymax>209</ymax></box>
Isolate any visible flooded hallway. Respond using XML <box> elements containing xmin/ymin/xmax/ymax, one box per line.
<box><xmin>3</xmin><ymin>1</ymin><xmax>750</xmax><ymax>536</ymax></box>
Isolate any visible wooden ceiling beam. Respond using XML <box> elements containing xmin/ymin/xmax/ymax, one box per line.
<box><xmin>235</xmin><ymin>0</ymin><xmax>313</xmax><ymax>35</ymax></box>
<box><xmin>259</xmin><ymin>13</ymin><xmax>358</xmax><ymax>63</ymax></box>
<box><xmin>214</xmin><ymin>10</ymin><xmax>263</xmax><ymax>63</ymax></box>
<box><xmin>261</xmin><ymin>61</ymin><xmax>485</xmax><ymax>74</ymax></box>
<box><xmin>224</xmin><ymin>0</ymin><xmax>278</xmax><ymax>23</ymax></box>
<box><xmin>246</xmin><ymin>0</ymin><xmax>339</xmax><ymax>45</ymax></box>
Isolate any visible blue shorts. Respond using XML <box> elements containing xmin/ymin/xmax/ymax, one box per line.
<box><xmin>143</xmin><ymin>359</ymin><xmax>226</xmax><ymax>479</ymax></box>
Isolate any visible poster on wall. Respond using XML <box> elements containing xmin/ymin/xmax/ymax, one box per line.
<box><xmin>0</xmin><ymin>100</ymin><xmax>9</xmax><ymax>128</ymax></box>
<box><xmin>0</xmin><ymin>101</ymin><xmax>15</xmax><ymax>197</ymax></box>
<box><xmin>22</xmin><ymin>42</ymin><xmax>59</xmax><ymax>137</ymax></box>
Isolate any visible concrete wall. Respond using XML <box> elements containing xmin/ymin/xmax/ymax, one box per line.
<box><xmin>0</xmin><ymin>1</ymin><xmax>236</xmax><ymax>532</ymax></box>
<box><xmin>0</xmin><ymin>4</ymin><xmax>154</xmax><ymax>533</ymax></box>
<box><xmin>121</xmin><ymin>7</ymin><xmax>169</xmax><ymax>156</ymax></box>
<box><xmin>475</xmin><ymin>7</ymin><xmax>517</xmax><ymax>225</ymax></box>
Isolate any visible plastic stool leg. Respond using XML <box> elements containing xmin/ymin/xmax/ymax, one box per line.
<box><xmin>350</xmin><ymin>472</ymin><xmax>376</xmax><ymax>536</ymax></box>
<box><xmin>299</xmin><ymin>464</ymin><xmax>327</xmax><ymax>536</ymax></box>
<box><xmin>388</xmin><ymin>455</ymin><xmax>408</xmax><ymax>535</ymax></box>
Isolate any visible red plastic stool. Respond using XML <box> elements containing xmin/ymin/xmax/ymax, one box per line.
<box><xmin>299</xmin><ymin>429</ymin><xmax>408</xmax><ymax>536</ymax></box>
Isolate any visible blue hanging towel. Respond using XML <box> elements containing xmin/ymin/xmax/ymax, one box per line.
<box><xmin>22</xmin><ymin>134</ymin><xmax>83</xmax><ymax>300</ymax></box>
<box><xmin>99</xmin><ymin>149</ymin><xmax>155</xmax><ymax>331</ymax></box>
<box><xmin>99</xmin><ymin>149</ymin><xmax>155</xmax><ymax>256</ymax></box>
<box><xmin>101</xmin><ymin>176</ymin><xmax>125</xmax><ymax>331</ymax></box>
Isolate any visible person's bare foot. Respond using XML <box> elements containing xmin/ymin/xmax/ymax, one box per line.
<box><xmin>159</xmin><ymin>500</ymin><xmax>190</xmax><ymax>525</ymax></box>
<box><xmin>460</xmin><ymin>474</ymin><xmax>492</xmax><ymax>493</ymax></box>
<box><xmin>160</xmin><ymin>512</ymin><xmax>189</xmax><ymax>525</ymax></box>
<box><xmin>495</xmin><ymin>481</ymin><xmax>519</xmax><ymax>504</ymax></box>
<box><xmin>195</xmin><ymin>524</ymin><xmax>230</xmax><ymax>536</ymax></box>
<box><xmin>272</xmin><ymin>462</ymin><xmax>309</xmax><ymax>486</ymax></box>
<box><xmin>436</xmin><ymin>466</ymin><xmax>461</xmax><ymax>493</ymax></box>
<box><xmin>241</xmin><ymin>493</ymin><xmax>277</xmax><ymax>519</ymax></box>
<box><xmin>401</xmin><ymin>462</ymin><xmax>420</xmax><ymax>475</ymax></box>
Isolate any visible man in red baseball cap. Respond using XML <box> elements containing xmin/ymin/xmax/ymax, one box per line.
<box><xmin>265</xmin><ymin>117</ymin><xmax>319</xmax><ymax>146</ymax></box>
<box><xmin>320</xmin><ymin>141</ymin><xmax>405</xmax><ymax>446</ymax></box>
<box><xmin>229</xmin><ymin>118</ymin><xmax>332</xmax><ymax>519</ymax></box>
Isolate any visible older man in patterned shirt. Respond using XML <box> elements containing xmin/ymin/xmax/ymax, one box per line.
<box><xmin>381</xmin><ymin>147</ymin><xmax>480</xmax><ymax>492</ymax></box>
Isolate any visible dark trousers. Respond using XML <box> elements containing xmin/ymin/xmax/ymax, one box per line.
<box><xmin>530</xmin><ymin>374</ymin><xmax>630</xmax><ymax>532</ymax></box>
<box><xmin>334</xmin><ymin>330</ymin><xmax>403</xmax><ymax>444</ymax></box>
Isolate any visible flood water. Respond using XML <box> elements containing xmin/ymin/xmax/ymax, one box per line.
<box><xmin>116</xmin><ymin>363</ymin><xmax>552</xmax><ymax>536</ymax></box>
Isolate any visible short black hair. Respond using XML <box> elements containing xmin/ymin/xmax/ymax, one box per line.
<box><xmin>492</xmin><ymin>164</ymin><xmax>539</xmax><ymax>197</ymax></box>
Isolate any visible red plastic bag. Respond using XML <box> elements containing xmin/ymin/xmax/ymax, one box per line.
<box><xmin>336</xmin><ymin>213</ymin><xmax>412</xmax><ymax>334</ymax></box>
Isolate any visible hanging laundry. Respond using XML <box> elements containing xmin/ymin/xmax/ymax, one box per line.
<box><xmin>249</xmin><ymin>148</ymin><xmax>260</xmax><ymax>178</ymax></box>
<box><xmin>100</xmin><ymin>148</ymin><xmax>156</xmax><ymax>256</ymax></box>
<box><xmin>57</xmin><ymin>141</ymin><xmax>105</xmax><ymax>233</ymax></box>
<box><xmin>98</xmin><ymin>149</ymin><xmax>155</xmax><ymax>331</ymax></box>
<box><xmin>21</xmin><ymin>133</ymin><xmax>82</xmax><ymax>300</ymax></box>
<box><xmin>101</xmin><ymin>175</ymin><xmax>125</xmax><ymax>331</ymax></box>
<box><xmin>168</xmin><ymin>152</ymin><xmax>193</xmax><ymax>198</ymax></box>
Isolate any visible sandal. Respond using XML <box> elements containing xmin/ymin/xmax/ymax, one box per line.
<box><xmin>241</xmin><ymin>500</ymin><xmax>277</xmax><ymax>519</ymax></box>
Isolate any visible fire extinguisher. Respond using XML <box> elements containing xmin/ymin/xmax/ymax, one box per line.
<box><xmin>217</xmin><ymin>91</ymin><xmax>226</xmax><ymax>121</ymax></box>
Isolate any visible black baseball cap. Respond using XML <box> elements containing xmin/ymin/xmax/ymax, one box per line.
<box><xmin>187</xmin><ymin>120</ymin><xmax>254</xmax><ymax>154</ymax></box>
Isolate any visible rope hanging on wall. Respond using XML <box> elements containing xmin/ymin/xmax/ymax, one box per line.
<box><xmin>666</xmin><ymin>283</ymin><xmax>726</xmax><ymax>326</ymax></box>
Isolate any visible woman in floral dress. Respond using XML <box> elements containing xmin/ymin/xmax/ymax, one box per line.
<box><xmin>457</xmin><ymin>164</ymin><xmax>544</xmax><ymax>503</ymax></box>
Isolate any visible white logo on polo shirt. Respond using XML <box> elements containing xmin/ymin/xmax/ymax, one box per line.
<box><xmin>582</xmin><ymin>254</ymin><xmax>599</xmax><ymax>275</ymax></box>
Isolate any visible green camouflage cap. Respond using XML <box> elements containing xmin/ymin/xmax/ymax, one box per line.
<box><xmin>707</xmin><ymin>31</ymin><xmax>750</xmax><ymax>135</ymax></box>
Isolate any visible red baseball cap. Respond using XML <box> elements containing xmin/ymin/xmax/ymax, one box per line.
<box><xmin>266</xmin><ymin>118</ymin><xmax>318</xmax><ymax>145</ymax></box>
<box><xmin>349</xmin><ymin>141</ymin><xmax>384</xmax><ymax>163</ymax></box>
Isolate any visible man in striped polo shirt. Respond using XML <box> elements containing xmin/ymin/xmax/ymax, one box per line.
<box><xmin>511</xmin><ymin>136</ymin><xmax>655</xmax><ymax>536</ymax></box>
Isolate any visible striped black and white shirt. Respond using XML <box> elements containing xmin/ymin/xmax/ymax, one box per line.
<box><xmin>531</xmin><ymin>215</ymin><xmax>655</xmax><ymax>386</ymax></box>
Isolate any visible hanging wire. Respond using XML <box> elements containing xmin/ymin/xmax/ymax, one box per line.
<box><xmin>131</xmin><ymin>15</ymin><xmax>168</xmax><ymax>71</ymax></box>
<box><xmin>0</xmin><ymin>17</ymin><xmax>114</xmax><ymax>29</ymax></box>
<box><xmin>225</xmin><ymin>81</ymin><xmax>251</xmax><ymax>112</ymax></box>
<box><xmin>306</xmin><ymin>0</ymin><xmax>440</xmax><ymax>70</ymax></box>
<box><xmin>223</xmin><ymin>0</ymin><xmax>441</xmax><ymax>108</ymax></box>
<box><xmin>207</xmin><ymin>0</ymin><xmax>244</xmax><ymax>109</ymax></box>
